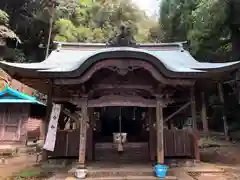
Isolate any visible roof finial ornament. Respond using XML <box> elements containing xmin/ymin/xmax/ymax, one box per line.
<box><xmin>107</xmin><ymin>25</ymin><xmax>138</xmax><ymax>47</ymax></box>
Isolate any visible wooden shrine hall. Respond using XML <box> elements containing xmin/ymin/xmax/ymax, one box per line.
<box><xmin>0</xmin><ymin>28</ymin><xmax>240</xmax><ymax>168</ymax></box>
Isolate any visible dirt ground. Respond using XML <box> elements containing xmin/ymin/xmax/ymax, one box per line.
<box><xmin>200</xmin><ymin>145</ymin><xmax>240</xmax><ymax>165</ymax></box>
<box><xmin>0</xmin><ymin>154</ymin><xmax>37</xmax><ymax>179</ymax></box>
<box><xmin>192</xmin><ymin>141</ymin><xmax>240</xmax><ymax>180</ymax></box>
<box><xmin>2</xmin><ymin>140</ymin><xmax>240</xmax><ymax>180</ymax></box>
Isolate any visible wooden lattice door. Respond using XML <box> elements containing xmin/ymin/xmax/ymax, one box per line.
<box><xmin>0</xmin><ymin>104</ymin><xmax>28</xmax><ymax>142</ymax></box>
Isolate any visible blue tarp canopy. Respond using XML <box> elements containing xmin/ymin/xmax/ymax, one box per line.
<box><xmin>0</xmin><ymin>85</ymin><xmax>44</xmax><ymax>105</ymax></box>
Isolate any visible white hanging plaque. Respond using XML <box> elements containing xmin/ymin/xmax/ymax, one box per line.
<box><xmin>43</xmin><ymin>104</ymin><xmax>61</xmax><ymax>152</ymax></box>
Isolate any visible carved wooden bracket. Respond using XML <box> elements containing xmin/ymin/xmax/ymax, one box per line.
<box><xmin>107</xmin><ymin>66</ymin><xmax>139</xmax><ymax>76</ymax></box>
<box><xmin>54</xmin><ymin>59</ymin><xmax>194</xmax><ymax>86</ymax></box>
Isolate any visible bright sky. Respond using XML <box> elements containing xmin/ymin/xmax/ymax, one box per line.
<box><xmin>131</xmin><ymin>0</ymin><xmax>160</xmax><ymax>17</ymax></box>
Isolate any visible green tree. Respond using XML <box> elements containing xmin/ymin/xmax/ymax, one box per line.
<box><xmin>158</xmin><ymin>0</ymin><xmax>240</xmax><ymax>133</ymax></box>
<box><xmin>54</xmin><ymin>0</ymin><xmax>156</xmax><ymax>43</ymax></box>
<box><xmin>0</xmin><ymin>10</ymin><xmax>20</xmax><ymax>45</ymax></box>
<box><xmin>0</xmin><ymin>0</ymin><xmax>157</xmax><ymax>63</ymax></box>
<box><xmin>0</xmin><ymin>10</ymin><xmax>24</xmax><ymax>62</ymax></box>
<box><xmin>159</xmin><ymin>0</ymin><xmax>240</xmax><ymax>62</ymax></box>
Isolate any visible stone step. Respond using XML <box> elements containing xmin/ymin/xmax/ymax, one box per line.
<box><xmin>68</xmin><ymin>165</ymin><xmax>177</xmax><ymax>180</ymax></box>
<box><xmin>86</xmin><ymin>175</ymin><xmax>177</xmax><ymax>179</ymax></box>
<box><xmin>88</xmin><ymin>170</ymin><xmax>154</xmax><ymax>177</ymax></box>
<box><xmin>49</xmin><ymin>175</ymin><xmax>177</xmax><ymax>180</ymax></box>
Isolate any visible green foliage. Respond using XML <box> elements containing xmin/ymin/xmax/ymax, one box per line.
<box><xmin>12</xmin><ymin>49</ymin><xmax>26</xmax><ymax>63</ymax></box>
<box><xmin>188</xmin><ymin>0</ymin><xmax>228</xmax><ymax>54</ymax></box>
<box><xmin>148</xmin><ymin>25</ymin><xmax>164</xmax><ymax>43</ymax></box>
<box><xmin>0</xmin><ymin>10</ymin><xmax>21</xmax><ymax>55</ymax></box>
<box><xmin>160</xmin><ymin>0</ymin><xmax>198</xmax><ymax>42</ymax></box>
<box><xmin>54</xmin><ymin>18</ymin><xmax>77</xmax><ymax>42</ymax></box>
<box><xmin>0</xmin><ymin>0</ymin><xmax>158</xmax><ymax>62</ymax></box>
<box><xmin>157</xmin><ymin>0</ymin><xmax>240</xmax><ymax>131</ymax></box>
<box><xmin>158</xmin><ymin>0</ymin><xmax>240</xmax><ymax>64</ymax></box>
<box><xmin>53</xmin><ymin>0</ymin><xmax>157</xmax><ymax>43</ymax></box>
<box><xmin>0</xmin><ymin>9</ymin><xmax>9</xmax><ymax>25</ymax></box>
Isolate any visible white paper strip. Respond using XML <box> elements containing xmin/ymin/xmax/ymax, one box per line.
<box><xmin>43</xmin><ymin>104</ymin><xmax>61</xmax><ymax>152</ymax></box>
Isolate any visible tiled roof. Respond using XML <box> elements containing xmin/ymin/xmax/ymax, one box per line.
<box><xmin>0</xmin><ymin>45</ymin><xmax>239</xmax><ymax>78</ymax></box>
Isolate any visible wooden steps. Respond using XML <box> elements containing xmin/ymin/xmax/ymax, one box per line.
<box><xmin>95</xmin><ymin>142</ymin><xmax>149</xmax><ymax>162</ymax></box>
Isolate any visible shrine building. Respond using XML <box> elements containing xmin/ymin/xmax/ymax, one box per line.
<box><xmin>0</xmin><ymin>32</ymin><xmax>239</xmax><ymax>168</ymax></box>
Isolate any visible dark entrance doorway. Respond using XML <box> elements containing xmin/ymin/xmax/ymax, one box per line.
<box><xmin>95</xmin><ymin>107</ymin><xmax>148</xmax><ymax>142</ymax></box>
<box><xmin>93</xmin><ymin>106</ymin><xmax>150</xmax><ymax>162</ymax></box>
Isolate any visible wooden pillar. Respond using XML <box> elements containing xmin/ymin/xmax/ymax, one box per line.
<box><xmin>40</xmin><ymin>120</ymin><xmax>45</xmax><ymax>141</ymax></box>
<box><xmin>156</xmin><ymin>100</ymin><xmax>164</xmax><ymax>164</ymax></box>
<box><xmin>217</xmin><ymin>83</ymin><xmax>229</xmax><ymax>140</ymax></box>
<box><xmin>86</xmin><ymin>108</ymin><xmax>94</xmax><ymax>161</ymax></box>
<box><xmin>148</xmin><ymin>107</ymin><xmax>155</xmax><ymax>161</ymax></box>
<box><xmin>42</xmin><ymin>81</ymin><xmax>53</xmax><ymax>161</ymax></box>
<box><xmin>190</xmin><ymin>86</ymin><xmax>197</xmax><ymax>131</ymax></box>
<box><xmin>78</xmin><ymin>101</ymin><xmax>89</xmax><ymax>168</ymax></box>
<box><xmin>201</xmin><ymin>92</ymin><xmax>208</xmax><ymax>133</ymax></box>
<box><xmin>193</xmin><ymin>131</ymin><xmax>200</xmax><ymax>161</ymax></box>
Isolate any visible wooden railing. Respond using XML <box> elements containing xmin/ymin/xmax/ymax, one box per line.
<box><xmin>47</xmin><ymin>129</ymin><xmax>80</xmax><ymax>157</ymax></box>
<box><xmin>48</xmin><ymin>128</ymin><xmax>199</xmax><ymax>160</ymax></box>
<box><xmin>163</xmin><ymin>129</ymin><xmax>196</xmax><ymax>158</ymax></box>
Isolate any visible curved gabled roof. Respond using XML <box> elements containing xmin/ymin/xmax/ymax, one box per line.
<box><xmin>0</xmin><ymin>46</ymin><xmax>239</xmax><ymax>79</ymax></box>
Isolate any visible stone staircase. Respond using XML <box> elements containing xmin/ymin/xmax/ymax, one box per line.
<box><xmin>68</xmin><ymin>163</ymin><xmax>177</xmax><ymax>180</ymax></box>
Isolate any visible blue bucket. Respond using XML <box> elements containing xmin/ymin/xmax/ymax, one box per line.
<box><xmin>154</xmin><ymin>164</ymin><xmax>168</xmax><ymax>178</ymax></box>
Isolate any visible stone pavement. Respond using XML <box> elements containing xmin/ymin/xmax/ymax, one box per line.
<box><xmin>185</xmin><ymin>162</ymin><xmax>238</xmax><ymax>180</ymax></box>
<box><xmin>48</xmin><ymin>163</ymin><xmax>187</xmax><ymax>180</ymax></box>
<box><xmin>38</xmin><ymin>161</ymin><xmax>240</xmax><ymax>180</ymax></box>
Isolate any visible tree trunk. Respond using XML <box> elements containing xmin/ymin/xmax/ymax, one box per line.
<box><xmin>230</xmin><ymin>24</ymin><xmax>240</xmax><ymax>61</ymax></box>
<box><xmin>229</xmin><ymin>0</ymin><xmax>240</xmax><ymax>61</ymax></box>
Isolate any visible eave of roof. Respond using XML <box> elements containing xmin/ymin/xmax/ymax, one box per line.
<box><xmin>0</xmin><ymin>45</ymin><xmax>239</xmax><ymax>79</ymax></box>
<box><xmin>0</xmin><ymin>85</ymin><xmax>44</xmax><ymax>105</ymax></box>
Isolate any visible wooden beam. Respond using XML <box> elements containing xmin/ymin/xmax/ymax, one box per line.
<box><xmin>193</xmin><ymin>131</ymin><xmax>200</xmax><ymax>161</ymax></box>
<box><xmin>164</xmin><ymin>101</ymin><xmax>191</xmax><ymax>123</ymax></box>
<box><xmin>156</xmin><ymin>100</ymin><xmax>164</xmax><ymax>164</ymax></box>
<box><xmin>201</xmin><ymin>92</ymin><xmax>208</xmax><ymax>133</ymax></box>
<box><xmin>86</xmin><ymin>99</ymin><xmax>157</xmax><ymax>108</ymax></box>
<box><xmin>148</xmin><ymin>108</ymin><xmax>155</xmax><ymax>161</ymax></box>
<box><xmin>88</xmin><ymin>84</ymin><xmax>156</xmax><ymax>97</ymax></box>
<box><xmin>71</xmin><ymin>95</ymin><xmax>166</xmax><ymax>107</ymax></box>
<box><xmin>62</xmin><ymin>108</ymin><xmax>81</xmax><ymax>122</ymax></box>
<box><xmin>78</xmin><ymin>101</ymin><xmax>88</xmax><ymax>168</ymax></box>
<box><xmin>86</xmin><ymin>108</ymin><xmax>94</xmax><ymax>161</ymax></box>
<box><xmin>0</xmin><ymin>106</ymin><xmax>6</xmax><ymax>141</ymax></box>
<box><xmin>190</xmin><ymin>87</ymin><xmax>197</xmax><ymax>130</ymax></box>
<box><xmin>93</xmin><ymin>84</ymin><xmax>154</xmax><ymax>91</ymax></box>
<box><xmin>217</xmin><ymin>83</ymin><xmax>229</xmax><ymax>140</ymax></box>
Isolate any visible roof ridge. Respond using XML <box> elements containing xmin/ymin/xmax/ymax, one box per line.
<box><xmin>54</xmin><ymin>41</ymin><xmax>187</xmax><ymax>49</ymax></box>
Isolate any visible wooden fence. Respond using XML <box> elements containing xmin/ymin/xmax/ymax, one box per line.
<box><xmin>48</xmin><ymin>128</ymin><xmax>198</xmax><ymax>160</ymax></box>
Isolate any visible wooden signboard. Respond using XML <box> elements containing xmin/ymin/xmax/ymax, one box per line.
<box><xmin>43</xmin><ymin>104</ymin><xmax>61</xmax><ymax>152</ymax></box>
